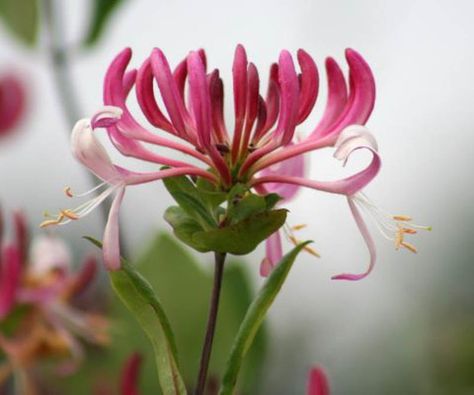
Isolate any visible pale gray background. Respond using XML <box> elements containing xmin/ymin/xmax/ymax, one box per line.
<box><xmin>1</xmin><ymin>0</ymin><xmax>473</xmax><ymax>393</ymax></box>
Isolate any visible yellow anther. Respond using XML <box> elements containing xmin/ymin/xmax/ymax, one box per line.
<box><xmin>291</xmin><ymin>224</ymin><xmax>307</xmax><ymax>231</ymax></box>
<box><xmin>304</xmin><ymin>245</ymin><xmax>321</xmax><ymax>258</ymax></box>
<box><xmin>393</xmin><ymin>215</ymin><xmax>412</xmax><ymax>222</ymax></box>
<box><xmin>64</xmin><ymin>186</ymin><xmax>74</xmax><ymax>198</ymax></box>
<box><xmin>289</xmin><ymin>235</ymin><xmax>299</xmax><ymax>246</ymax></box>
<box><xmin>401</xmin><ymin>228</ymin><xmax>417</xmax><ymax>235</ymax></box>
<box><xmin>40</xmin><ymin>217</ymin><xmax>63</xmax><ymax>228</ymax></box>
<box><xmin>401</xmin><ymin>241</ymin><xmax>417</xmax><ymax>253</ymax></box>
<box><xmin>60</xmin><ymin>210</ymin><xmax>79</xmax><ymax>220</ymax></box>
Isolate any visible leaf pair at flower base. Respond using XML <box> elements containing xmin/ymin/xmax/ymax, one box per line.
<box><xmin>163</xmin><ymin>175</ymin><xmax>286</xmax><ymax>255</ymax></box>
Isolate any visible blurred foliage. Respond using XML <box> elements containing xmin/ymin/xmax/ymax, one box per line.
<box><xmin>0</xmin><ymin>0</ymin><xmax>39</xmax><ymax>46</ymax></box>
<box><xmin>55</xmin><ymin>232</ymin><xmax>266</xmax><ymax>394</ymax></box>
<box><xmin>83</xmin><ymin>0</ymin><xmax>125</xmax><ymax>46</ymax></box>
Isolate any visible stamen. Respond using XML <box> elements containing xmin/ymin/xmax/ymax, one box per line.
<box><xmin>291</xmin><ymin>224</ymin><xmax>307</xmax><ymax>231</ymax></box>
<box><xmin>393</xmin><ymin>215</ymin><xmax>412</xmax><ymax>222</ymax></box>
<box><xmin>353</xmin><ymin>193</ymin><xmax>430</xmax><ymax>254</ymax></box>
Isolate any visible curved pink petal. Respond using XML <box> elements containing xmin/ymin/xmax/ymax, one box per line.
<box><xmin>309</xmin><ymin>57</ymin><xmax>348</xmax><ymax>139</ymax></box>
<box><xmin>68</xmin><ymin>255</ymin><xmax>98</xmax><ymax>297</ymax></box>
<box><xmin>313</xmin><ymin>49</ymin><xmax>376</xmax><ymax>144</ymax></box>
<box><xmin>231</xmin><ymin>44</ymin><xmax>248</xmax><ymax>161</ymax></box>
<box><xmin>0</xmin><ymin>73</ymin><xmax>26</xmax><ymax>136</ymax></box>
<box><xmin>71</xmin><ymin>119</ymin><xmax>122</xmax><ymax>183</ymax></box>
<box><xmin>307</xmin><ymin>366</ymin><xmax>330</xmax><ymax>395</ymax></box>
<box><xmin>150</xmin><ymin>48</ymin><xmax>194</xmax><ymax>141</ymax></box>
<box><xmin>297</xmin><ymin>49</ymin><xmax>319</xmax><ymax>124</ymax></box>
<box><xmin>331</xmin><ymin>196</ymin><xmax>376</xmax><ymax>280</ymax></box>
<box><xmin>208</xmin><ymin>69</ymin><xmax>228</xmax><ymax>143</ymax></box>
<box><xmin>103</xmin><ymin>187</ymin><xmax>126</xmax><ymax>271</ymax></box>
<box><xmin>251</xmin><ymin>126</ymin><xmax>381</xmax><ymax>196</ymax></box>
<box><xmin>0</xmin><ymin>245</ymin><xmax>21</xmax><ymax>318</ymax></box>
<box><xmin>274</xmin><ymin>50</ymin><xmax>299</xmax><ymax>146</ymax></box>
<box><xmin>136</xmin><ymin>58</ymin><xmax>174</xmax><ymax>132</ymax></box>
<box><xmin>241</xmin><ymin>62</ymin><xmax>260</xmax><ymax>151</ymax></box>
<box><xmin>187</xmin><ymin>51</ymin><xmax>212</xmax><ymax>148</ymax></box>
<box><xmin>260</xmin><ymin>230</ymin><xmax>283</xmax><ymax>277</ymax></box>
<box><xmin>121</xmin><ymin>353</ymin><xmax>142</xmax><ymax>395</ymax></box>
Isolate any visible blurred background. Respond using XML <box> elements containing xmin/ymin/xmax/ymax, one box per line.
<box><xmin>1</xmin><ymin>0</ymin><xmax>473</xmax><ymax>393</ymax></box>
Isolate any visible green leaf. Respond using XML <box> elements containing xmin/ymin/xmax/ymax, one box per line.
<box><xmin>195</xmin><ymin>177</ymin><xmax>227</xmax><ymax>208</ymax></box>
<box><xmin>163</xmin><ymin>176</ymin><xmax>217</xmax><ymax>229</ymax></box>
<box><xmin>219</xmin><ymin>241</ymin><xmax>311</xmax><ymax>395</ymax></box>
<box><xmin>83</xmin><ymin>0</ymin><xmax>124</xmax><ymax>46</ymax></box>
<box><xmin>227</xmin><ymin>193</ymin><xmax>267</xmax><ymax>224</ymax></box>
<box><xmin>83</xmin><ymin>236</ymin><xmax>187</xmax><ymax>395</ymax></box>
<box><xmin>0</xmin><ymin>0</ymin><xmax>39</xmax><ymax>46</ymax></box>
<box><xmin>192</xmin><ymin>209</ymin><xmax>287</xmax><ymax>255</ymax></box>
<box><xmin>264</xmin><ymin>193</ymin><xmax>282</xmax><ymax>210</ymax></box>
<box><xmin>164</xmin><ymin>206</ymin><xmax>210</xmax><ymax>252</ymax></box>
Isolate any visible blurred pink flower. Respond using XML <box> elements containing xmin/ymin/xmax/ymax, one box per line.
<box><xmin>0</xmin><ymin>72</ymin><xmax>26</xmax><ymax>138</ymax></box>
<box><xmin>0</xmin><ymin>210</ymin><xmax>109</xmax><ymax>392</ymax></box>
<box><xmin>43</xmin><ymin>45</ymin><xmax>428</xmax><ymax>278</ymax></box>
<box><xmin>307</xmin><ymin>366</ymin><xmax>330</xmax><ymax>395</ymax></box>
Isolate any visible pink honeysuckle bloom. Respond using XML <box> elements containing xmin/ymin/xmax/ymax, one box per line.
<box><xmin>42</xmin><ymin>45</ymin><xmax>428</xmax><ymax>278</ymax></box>
<box><xmin>120</xmin><ymin>353</ymin><xmax>142</xmax><ymax>395</ymax></box>
<box><xmin>0</xmin><ymin>210</ymin><xmax>109</xmax><ymax>392</ymax></box>
<box><xmin>307</xmin><ymin>366</ymin><xmax>330</xmax><ymax>395</ymax></box>
<box><xmin>0</xmin><ymin>72</ymin><xmax>26</xmax><ymax>138</ymax></box>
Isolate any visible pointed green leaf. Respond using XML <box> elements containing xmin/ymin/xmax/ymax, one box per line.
<box><xmin>164</xmin><ymin>206</ymin><xmax>210</xmax><ymax>252</ymax></box>
<box><xmin>83</xmin><ymin>0</ymin><xmax>124</xmax><ymax>46</ymax></box>
<box><xmin>227</xmin><ymin>193</ymin><xmax>267</xmax><ymax>224</ymax></box>
<box><xmin>163</xmin><ymin>175</ymin><xmax>217</xmax><ymax>229</ymax></box>
<box><xmin>83</xmin><ymin>236</ymin><xmax>187</xmax><ymax>395</ymax></box>
<box><xmin>0</xmin><ymin>0</ymin><xmax>39</xmax><ymax>46</ymax></box>
<box><xmin>192</xmin><ymin>209</ymin><xmax>287</xmax><ymax>255</ymax></box>
<box><xmin>195</xmin><ymin>176</ymin><xmax>227</xmax><ymax>208</ymax></box>
<box><xmin>219</xmin><ymin>242</ymin><xmax>311</xmax><ymax>395</ymax></box>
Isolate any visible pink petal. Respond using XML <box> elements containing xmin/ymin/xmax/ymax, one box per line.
<box><xmin>187</xmin><ymin>51</ymin><xmax>212</xmax><ymax>148</ymax></box>
<box><xmin>260</xmin><ymin>230</ymin><xmax>283</xmax><ymax>277</ymax></box>
<box><xmin>259</xmin><ymin>144</ymin><xmax>305</xmax><ymax>202</ymax></box>
<box><xmin>241</xmin><ymin>62</ymin><xmax>260</xmax><ymax>150</ymax></box>
<box><xmin>103</xmin><ymin>187</ymin><xmax>126</xmax><ymax>271</ymax></box>
<box><xmin>150</xmin><ymin>48</ymin><xmax>194</xmax><ymax>141</ymax></box>
<box><xmin>231</xmin><ymin>44</ymin><xmax>248</xmax><ymax>161</ymax></box>
<box><xmin>121</xmin><ymin>353</ymin><xmax>142</xmax><ymax>395</ymax></box>
<box><xmin>297</xmin><ymin>49</ymin><xmax>319</xmax><ymax>124</ymax></box>
<box><xmin>71</xmin><ymin>120</ymin><xmax>122</xmax><ymax>183</ymax></box>
<box><xmin>0</xmin><ymin>73</ymin><xmax>26</xmax><ymax>136</ymax></box>
<box><xmin>136</xmin><ymin>58</ymin><xmax>174</xmax><ymax>132</ymax></box>
<box><xmin>331</xmin><ymin>196</ymin><xmax>376</xmax><ymax>281</ymax></box>
<box><xmin>0</xmin><ymin>245</ymin><xmax>21</xmax><ymax>318</ymax></box>
<box><xmin>208</xmin><ymin>69</ymin><xmax>228</xmax><ymax>143</ymax></box>
<box><xmin>309</xmin><ymin>57</ymin><xmax>348</xmax><ymax>139</ymax></box>
<box><xmin>13</xmin><ymin>210</ymin><xmax>28</xmax><ymax>263</ymax></box>
<box><xmin>68</xmin><ymin>255</ymin><xmax>98</xmax><ymax>297</ymax></box>
<box><xmin>315</xmin><ymin>49</ymin><xmax>376</xmax><ymax>144</ymax></box>
<box><xmin>274</xmin><ymin>50</ymin><xmax>299</xmax><ymax>146</ymax></box>
<box><xmin>307</xmin><ymin>366</ymin><xmax>330</xmax><ymax>395</ymax></box>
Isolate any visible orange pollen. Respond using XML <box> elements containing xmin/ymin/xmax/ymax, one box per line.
<box><xmin>400</xmin><ymin>241</ymin><xmax>417</xmax><ymax>253</ymax></box>
<box><xmin>60</xmin><ymin>210</ymin><xmax>79</xmax><ymax>220</ymax></box>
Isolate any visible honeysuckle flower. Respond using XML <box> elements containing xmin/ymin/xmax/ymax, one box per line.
<box><xmin>0</xmin><ymin>210</ymin><xmax>109</xmax><ymax>393</ymax></box>
<box><xmin>0</xmin><ymin>71</ymin><xmax>26</xmax><ymax>138</ymax></box>
<box><xmin>42</xmin><ymin>44</ymin><xmax>428</xmax><ymax>279</ymax></box>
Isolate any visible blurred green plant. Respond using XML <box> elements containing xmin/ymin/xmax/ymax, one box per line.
<box><xmin>83</xmin><ymin>0</ymin><xmax>125</xmax><ymax>47</ymax></box>
<box><xmin>56</xmin><ymin>233</ymin><xmax>267</xmax><ymax>394</ymax></box>
<box><xmin>0</xmin><ymin>0</ymin><xmax>39</xmax><ymax>46</ymax></box>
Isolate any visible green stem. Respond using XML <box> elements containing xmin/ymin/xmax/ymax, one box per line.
<box><xmin>194</xmin><ymin>252</ymin><xmax>226</xmax><ymax>395</ymax></box>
